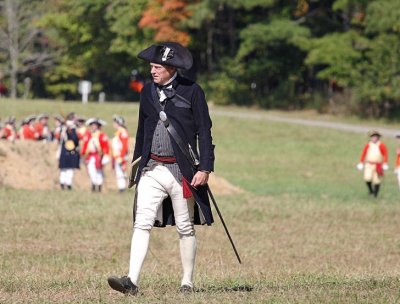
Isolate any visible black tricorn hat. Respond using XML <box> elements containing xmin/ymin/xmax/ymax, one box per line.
<box><xmin>137</xmin><ymin>42</ymin><xmax>193</xmax><ymax>70</ymax></box>
<box><xmin>368</xmin><ymin>130</ymin><xmax>382</xmax><ymax>137</ymax></box>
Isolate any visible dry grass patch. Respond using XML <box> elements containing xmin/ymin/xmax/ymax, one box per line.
<box><xmin>1</xmin><ymin>190</ymin><xmax>400</xmax><ymax>303</ymax></box>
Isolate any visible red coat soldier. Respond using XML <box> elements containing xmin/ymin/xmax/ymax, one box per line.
<box><xmin>0</xmin><ymin>117</ymin><xmax>17</xmax><ymax>141</ymax></box>
<box><xmin>81</xmin><ymin>118</ymin><xmax>110</xmax><ymax>192</ymax></box>
<box><xmin>19</xmin><ymin>116</ymin><xmax>39</xmax><ymax>140</ymax></box>
<box><xmin>111</xmin><ymin>115</ymin><xmax>129</xmax><ymax>192</ymax></box>
<box><xmin>34</xmin><ymin>113</ymin><xmax>51</xmax><ymax>141</ymax></box>
<box><xmin>357</xmin><ymin>130</ymin><xmax>389</xmax><ymax>197</ymax></box>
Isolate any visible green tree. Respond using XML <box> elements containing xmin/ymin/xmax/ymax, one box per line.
<box><xmin>40</xmin><ymin>0</ymin><xmax>150</xmax><ymax>100</ymax></box>
<box><xmin>0</xmin><ymin>0</ymin><xmax>52</xmax><ymax>98</ymax></box>
<box><xmin>305</xmin><ymin>0</ymin><xmax>400</xmax><ymax>116</ymax></box>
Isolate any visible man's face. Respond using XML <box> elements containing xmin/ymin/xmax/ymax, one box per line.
<box><xmin>150</xmin><ymin>63</ymin><xmax>176</xmax><ymax>85</ymax></box>
<box><xmin>371</xmin><ymin>135</ymin><xmax>380</xmax><ymax>143</ymax></box>
<box><xmin>90</xmin><ymin>123</ymin><xmax>99</xmax><ymax>132</ymax></box>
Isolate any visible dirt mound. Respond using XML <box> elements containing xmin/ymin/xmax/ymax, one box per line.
<box><xmin>0</xmin><ymin>140</ymin><xmax>242</xmax><ymax>195</ymax></box>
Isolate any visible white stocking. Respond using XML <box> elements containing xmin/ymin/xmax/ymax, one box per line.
<box><xmin>128</xmin><ymin>228</ymin><xmax>150</xmax><ymax>286</ymax></box>
<box><xmin>179</xmin><ymin>234</ymin><xmax>197</xmax><ymax>287</ymax></box>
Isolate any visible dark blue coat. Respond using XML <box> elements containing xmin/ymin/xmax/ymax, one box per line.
<box><xmin>59</xmin><ymin>127</ymin><xmax>80</xmax><ymax>169</ymax></box>
<box><xmin>132</xmin><ymin>75</ymin><xmax>215</xmax><ymax>226</ymax></box>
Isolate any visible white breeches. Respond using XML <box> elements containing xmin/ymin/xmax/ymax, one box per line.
<box><xmin>363</xmin><ymin>163</ymin><xmax>381</xmax><ymax>184</ymax></box>
<box><xmin>59</xmin><ymin>168</ymin><xmax>74</xmax><ymax>186</ymax></box>
<box><xmin>128</xmin><ymin>165</ymin><xmax>196</xmax><ymax>287</ymax></box>
<box><xmin>87</xmin><ymin>157</ymin><xmax>103</xmax><ymax>186</ymax></box>
<box><xmin>134</xmin><ymin>165</ymin><xmax>195</xmax><ymax>236</ymax></box>
<box><xmin>114</xmin><ymin>162</ymin><xmax>126</xmax><ymax>190</ymax></box>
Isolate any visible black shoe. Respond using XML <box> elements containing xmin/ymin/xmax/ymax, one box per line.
<box><xmin>107</xmin><ymin>276</ymin><xmax>138</xmax><ymax>296</ymax></box>
<box><xmin>98</xmin><ymin>185</ymin><xmax>102</xmax><ymax>192</ymax></box>
<box><xmin>67</xmin><ymin>185</ymin><xmax>72</xmax><ymax>190</ymax></box>
<box><xmin>60</xmin><ymin>184</ymin><xmax>65</xmax><ymax>190</ymax></box>
<box><xmin>91</xmin><ymin>184</ymin><xmax>96</xmax><ymax>192</ymax></box>
<box><xmin>179</xmin><ymin>284</ymin><xmax>194</xmax><ymax>293</ymax></box>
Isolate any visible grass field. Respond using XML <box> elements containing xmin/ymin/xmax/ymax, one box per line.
<box><xmin>1</xmin><ymin>99</ymin><xmax>400</xmax><ymax>303</ymax></box>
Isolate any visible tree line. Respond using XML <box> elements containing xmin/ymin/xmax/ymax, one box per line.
<box><xmin>0</xmin><ymin>0</ymin><xmax>399</xmax><ymax>117</ymax></box>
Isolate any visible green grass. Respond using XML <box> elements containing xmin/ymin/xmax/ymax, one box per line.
<box><xmin>1</xmin><ymin>99</ymin><xmax>400</xmax><ymax>303</ymax></box>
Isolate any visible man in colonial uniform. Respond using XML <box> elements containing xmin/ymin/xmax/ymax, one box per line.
<box><xmin>395</xmin><ymin>134</ymin><xmax>400</xmax><ymax>190</ymax></box>
<box><xmin>52</xmin><ymin>114</ymin><xmax>65</xmax><ymax>141</ymax></box>
<box><xmin>81</xmin><ymin>118</ymin><xmax>110</xmax><ymax>192</ymax></box>
<box><xmin>19</xmin><ymin>115</ymin><xmax>38</xmax><ymax>140</ymax></box>
<box><xmin>108</xmin><ymin>42</ymin><xmax>215</xmax><ymax>295</ymax></box>
<box><xmin>57</xmin><ymin>118</ymin><xmax>80</xmax><ymax>190</ymax></box>
<box><xmin>0</xmin><ymin>117</ymin><xmax>17</xmax><ymax>141</ymax></box>
<box><xmin>76</xmin><ymin>117</ymin><xmax>89</xmax><ymax>140</ymax></box>
<box><xmin>357</xmin><ymin>130</ymin><xmax>389</xmax><ymax>197</ymax></box>
<box><xmin>111</xmin><ymin>115</ymin><xmax>129</xmax><ymax>192</ymax></box>
<box><xmin>34</xmin><ymin>113</ymin><xmax>51</xmax><ymax>141</ymax></box>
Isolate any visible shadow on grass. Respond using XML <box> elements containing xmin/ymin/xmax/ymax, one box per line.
<box><xmin>195</xmin><ymin>285</ymin><xmax>253</xmax><ymax>293</ymax></box>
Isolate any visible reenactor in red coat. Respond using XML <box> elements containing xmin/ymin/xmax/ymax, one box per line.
<box><xmin>81</xmin><ymin>118</ymin><xmax>110</xmax><ymax>192</ymax></box>
<box><xmin>395</xmin><ymin>134</ymin><xmax>400</xmax><ymax>191</ymax></box>
<box><xmin>111</xmin><ymin>115</ymin><xmax>129</xmax><ymax>192</ymax></box>
<box><xmin>357</xmin><ymin>130</ymin><xmax>389</xmax><ymax>197</ymax></box>
<box><xmin>76</xmin><ymin>117</ymin><xmax>89</xmax><ymax>141</ymax></box>
<box><xmin>19</xmin><ymin>115</ymin><xmax>39</xmax><ymax>140</ymax></box>
<box><xmin>52</xmin><ymin>114</ymin><xmax>65</xmax><ymax>141</ymax></box>
<box><xmin>34</xmin><ymin>113</ymin><xmax>51</xmax><ymax>141</ymax></box>
<box><xmin>0</xmin><ymin>117</ymin><xmax>17</xmax><ymax>141</ymax></box>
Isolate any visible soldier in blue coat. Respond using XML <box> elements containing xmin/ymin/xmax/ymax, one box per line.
<box><xmin>108</xmin><ymin>42</ymin><xmax>215</xmax><ymax>295</ymax></box>
<box><xmin>57</xmin><ymin>118</ymin><xmax>80</xmax><ymax>190</ymax></box>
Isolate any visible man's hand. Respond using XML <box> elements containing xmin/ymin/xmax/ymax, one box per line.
<box><xmin>382</xmin><ymin>163</ymin><xmax>389</xmax><ymax>171</ymax></box>
<box><xmin>191</xmin><ymin>171</ymin><xmax>209</xmax><ymax>188</ymax></box>
<box><xmin>356</xmin><ymin>163</ymin><xmax>364</xmax><ymax>171</ymax></box>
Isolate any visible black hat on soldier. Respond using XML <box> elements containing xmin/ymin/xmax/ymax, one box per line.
<box><xmin>137</xmin><ymin>42</ymin><xmax>193</xmax><ymax>70</ymax></box>
<box><xmin>25</xmin><ymin>115</ymin><xmax>36</xmax><ymax>124</ymax></box>
<box><xmin>5</xmin><ymin>116</ymin><xmax>16</xmax><ymax>125</ymax></box>
<box><xmin>20</xmin><ymin>115</ymin><xmax>36</xmax><ymax>126</ymax></box>
<box><xmin>368</xmin><ymin>130</ymin><xmax>382</xmax><ymax>137</ymax></box>
<box><xmin>53</xmin><ymin>114</ymin><xmax>65</xmax><ymax>123</ymax></box>
<box><xmin>76</xmin><ymin>117</ymin><xmax>86</xmax><ymax>124</ymax></box>
<box><xmin>113</xmin><ymin>115</ymin><xmax>125</xmax><ymax>128</ymax></box>
<box><xmin>66</xmin><ymin>112</ymin><xmax>77</xmax><ymax>121</ymax></box>
<box><xmin>86</xmin><ymin>118</ymin><xmax>106</xmax><ymax>127</ymax></box>
<box><xmin>38</xmin><ymin>113</ymin><xmax>49</xmax><ymax>120</ymax></box>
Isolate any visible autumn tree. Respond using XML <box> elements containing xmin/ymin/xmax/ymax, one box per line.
<box><xmin>139</xmin><ymin>0</ymin><xmax>194</xmax><ymax>46</ymax></box>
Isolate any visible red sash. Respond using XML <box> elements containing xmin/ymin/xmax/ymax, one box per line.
<box><xmin>376</xmin><ymin>163</ymin><xmax>383</xmax><ymax>176</ymax></box>
<box><xmin>369</xmin><ymin>162</ymin><xmax>383</xmax><ymax>176</ymax></box>
<box><xmin>86</xmin><ymin>153</ymin><xmax>102</xmax><ymax>169</ymax></box>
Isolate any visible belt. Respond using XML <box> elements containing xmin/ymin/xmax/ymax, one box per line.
<box><xmin>150</xmin><ymin>153</ymin><xmax>177</xmax><ymax>164</ymax></box>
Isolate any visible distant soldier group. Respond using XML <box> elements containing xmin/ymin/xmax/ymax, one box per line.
<box><xmin>0</xmin><ymin>113</ymin><xmax>129</xmax><ymax>192</ymax></box>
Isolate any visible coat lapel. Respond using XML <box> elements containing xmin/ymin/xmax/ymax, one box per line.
<box><xmin>149</xmin><ymin>83</ymin><xmax>162</xmax><ymax>113</ymax></box>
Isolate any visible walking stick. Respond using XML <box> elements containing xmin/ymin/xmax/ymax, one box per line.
<box><xmin>207</xmin><ymin>185</ymin><xmax>242</xmax><ymax>264</ymax></box>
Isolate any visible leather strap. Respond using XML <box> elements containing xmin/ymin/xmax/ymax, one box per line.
<box><xmin>151</xmin><ymin>84</ymin><xmax>199</xmax><ymax>169</ymax></box>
